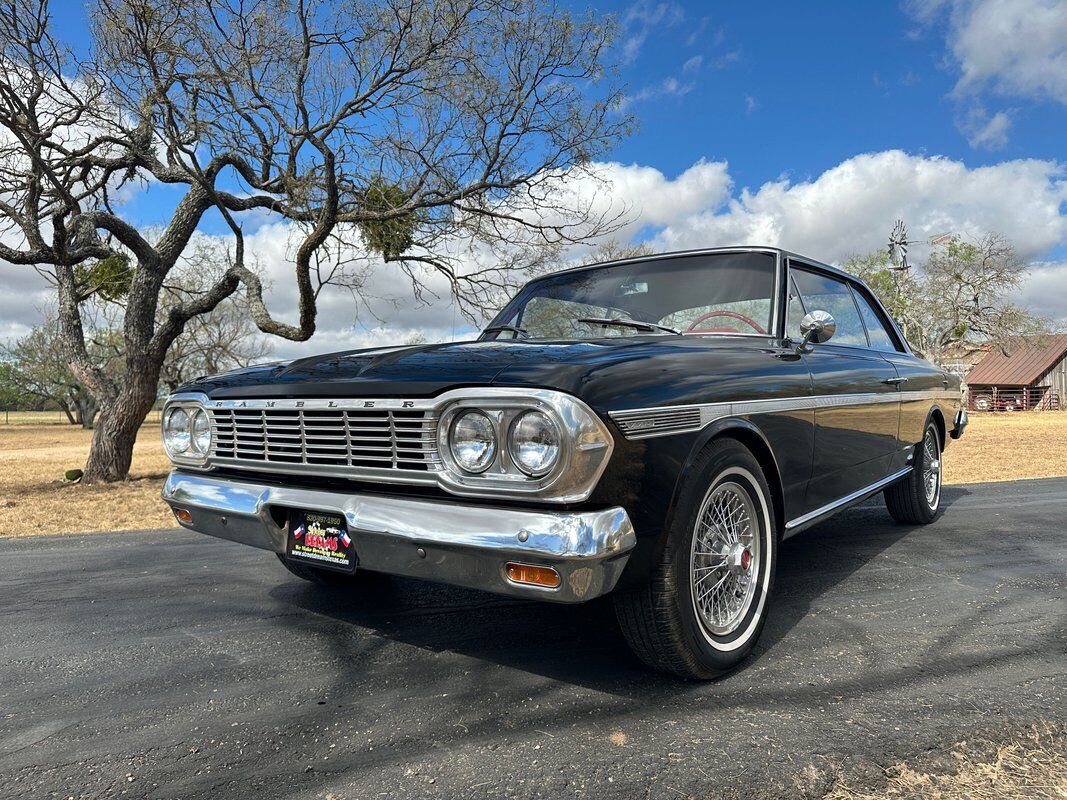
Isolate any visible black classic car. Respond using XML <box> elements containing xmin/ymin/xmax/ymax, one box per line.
<box><xmin>161</xmin><ymin>247</ymin><xmax>967</xmax><ymax>678</ymax></box>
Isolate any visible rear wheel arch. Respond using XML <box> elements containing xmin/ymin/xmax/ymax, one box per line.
<box><xmin>928</xmin><ymin>406</ymin><xmax>946</xmax><ymax>451</ymax></box>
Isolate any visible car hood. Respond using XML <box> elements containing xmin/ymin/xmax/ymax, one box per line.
<box><xmin>183</xmin><ymin>339</ymin><xmax>646</xmax><ymax>397</ymax></box>
<box><xmin>179</xmin><ymin>335</ymin><xmax>780</xmax><ymax>412</ymax></box>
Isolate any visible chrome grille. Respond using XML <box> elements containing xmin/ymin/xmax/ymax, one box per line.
<box><xmin>210</xmin><ymin>407</ymin><xmax>440</xmax><ymax>472</ymax></box>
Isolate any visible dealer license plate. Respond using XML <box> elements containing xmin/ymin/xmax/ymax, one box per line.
<box><xmin>286</xmin><ymin>510</ymin><xmax>356</xmax><ymax>573</ymax></box>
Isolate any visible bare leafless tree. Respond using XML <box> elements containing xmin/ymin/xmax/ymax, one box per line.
<box><xmin>844</xmin><ymin>233</ymin><xmax>1052</xmax><ymax>364</ymax></box>
<box><xmin>159</xmin><ymin>290</ymin><xmax>275</xmax><ymax>394</ymax></box>
<box><xmin>0</xmin><ymin>0</ymin><xmax>630</xmax><ymax>480</ymax></box>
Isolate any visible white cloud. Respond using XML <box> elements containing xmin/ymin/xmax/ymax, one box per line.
<box><xmin>958</xmin><ymin>107</ymin><xmax>1012</xmax><ymax>149</ymax></box>
<box><xmin>563</xmin><ymin>160</ymin><xmax>732</xmax><ymax>240</ymax></box>
<box><xmin>3</xmin><ymin>151</ymin><xmax>1065</xmax><ymax>357</ymax></box>
<box><xmin>620</xmin><ymin>1</ymin><xmax>686</xmax><ymax>63</ymax></box>
<box><xmin>682</xmin><ymin>55</ymin><xmax>703</xmax><ymax>74</ymax></box>
<box><xmin>616</xmin><ymin>74</ymin><xmax>695</xmax><ymax>111</ymax></box>
<box><xmin>651</xmin><ymin>151</ymin><xmax>1067</xmax><ymax>265</ymax></box>
<box><xmin>685</xmin><ymin>16</ymin><xmax>710</xmax><ymax>48</ymax></box>
<box><xmin>1017</xmin><ymin>261</ymin><xmax>1067</xmax><ymax>326</ymax></box>
<box><xmin>745</xmin><ymin>95</ymin><xmax>760</xmax><ymax>114</ymax></box>
<box><xmin>912</xmin><ymin>0</ymin><xmax>1067</xmax><ymax>104</ymax></box>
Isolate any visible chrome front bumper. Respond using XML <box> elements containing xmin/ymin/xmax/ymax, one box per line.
<box><xmin>162</xmin><ymin>471</ymin><xmax>636</xmax><ymax>603</ymax></box>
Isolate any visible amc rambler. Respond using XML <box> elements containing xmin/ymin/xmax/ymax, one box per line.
<box><xmin>160</xmin><ymin>247</ymin><xmax>966</xmax><ymax>678</ymax></box>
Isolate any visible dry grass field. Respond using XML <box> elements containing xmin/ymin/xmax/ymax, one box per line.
<box><xmin>942</xmin><ymin>411</ymin><xmax>1067</xmax><ymax>484</ymax></box>
<box><xmin>1</xmin><ymin>411</ymin><xmax>1065</xmax><ymax>537</ymax></box>
<box><xmin>0</xmin><ymin>409</ymin><xmax>162</xmax><ymax>426</ymax></box>
<box><xmin>0</xmin><ymin>420</ymin><xmax>172</xmax><ymax>537</ymax></box>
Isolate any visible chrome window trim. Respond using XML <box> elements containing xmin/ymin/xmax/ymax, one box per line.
<box><xmin>610</xmin><ymin>389</ymin><xmax>962</xmax><ymax>440</ymax></box>
<box><xmin>786</xmin><ymin>257</ymin><xmax>911</xmax><ymax>355</ymax></box>
<box><xmin>484</xmin><ymin>247</ymin><xmax>783</xmax><ymax>340</ymax></box>
<box><xmin>161</xmin><ymin>387</ymin><xmax>614</xmax><ymax>503</ymax></box>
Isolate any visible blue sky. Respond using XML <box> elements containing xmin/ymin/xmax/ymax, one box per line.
<box><xmin>45</xmin><ymin>0</ymin><xmax>1065</xmax><ymax>231</ymax></box>
<box><xmin>597</xmin><ymin>0</ymin><xmax>1066</xmax><ymax>192</ymax></box>
<box><xmin>6</xmin><ymin>0</ymin><xmax>1065</xmax><ymax>353</ymax></box>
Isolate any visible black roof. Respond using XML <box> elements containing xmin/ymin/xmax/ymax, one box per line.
<box><xmin>541</xmin><ymin>246</ymin><xmax>863</xmax><ymax>284</ymax></box>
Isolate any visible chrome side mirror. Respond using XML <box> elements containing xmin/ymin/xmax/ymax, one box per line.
<box><xmin>798</xmin><ymin>310</ymin><xmax>836</xmax><ymax>352</ymax></box>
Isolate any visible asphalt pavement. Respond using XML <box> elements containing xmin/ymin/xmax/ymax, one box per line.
<box><xmin>0</xmin><ymin>478</ymin><xmax>1064</xmax><ymax>799</ymax></box>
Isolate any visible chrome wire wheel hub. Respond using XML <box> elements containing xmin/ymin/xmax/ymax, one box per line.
<box><xmin>691</xmin><ymin>481</ymin><xmax>760</xmax><ymax>636</ymax></box>
<box><xmin>923</xmin><ymin>431</ymin><xmax>941</xmax><ymax>507</ymax></box>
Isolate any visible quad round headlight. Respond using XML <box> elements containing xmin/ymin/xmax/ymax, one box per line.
<box><xmin>449</xmin><ymin>410</ymin><xmax>497</xmax><ymax>473</ymax></box>
<box><xmin>191</xmin><ymin>408</ymin><xmax>212</xmax><ymax>454</ymax></box>
<box><xmin>163</xmin><ymin>407</ymin><xmax>192</xmax><ymax>456</ymax></box>
<box><xmin>508</xmin><ymin>410</ymin><xmax>560</xmax><ymax>476</ymax></box>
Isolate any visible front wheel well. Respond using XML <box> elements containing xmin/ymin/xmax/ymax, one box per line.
<box><xmin>709</xmin><ymin>427</ymin><xmax>786</xmax><ymax>540</ymax></box>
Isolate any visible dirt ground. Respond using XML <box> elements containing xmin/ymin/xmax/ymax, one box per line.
<box><xmin>1</xmin><ymin>411</ymin><xmax>1065</xmax><ymax>537</ymax></box>
<box><xmin>0</xmin><ymin>421</ymin><xmax>172</xmax><ymax>536</ymax></box>
<box><xmin>819</xmin><ymin>722</ymin><xmax>1065</xmax><ymax>800</ymax></box>
<box><xmin>942</xmin><ymin>411</ymin><xmax>1067</xmax><ymax>484</ymax></box>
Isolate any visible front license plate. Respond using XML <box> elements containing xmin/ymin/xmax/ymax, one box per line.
<box><xmin>287</xmin><ymin>510</ymin><xmax>356</xmax><ymax>573</ymax></box>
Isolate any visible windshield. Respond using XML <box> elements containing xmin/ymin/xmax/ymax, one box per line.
<box><xmin>485</xmin><ymin>251</ymin><xmax>778</xmax><ymax>340</ymax></box>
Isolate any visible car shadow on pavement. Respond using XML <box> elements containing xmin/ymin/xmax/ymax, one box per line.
<box><xmin>272</xmin><ymin>486</ymin><xmax>974</xmax><ymax>697</ymax></box>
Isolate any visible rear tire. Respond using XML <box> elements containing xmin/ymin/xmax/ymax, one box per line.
<box><xmin>884</xmin><ymin>423</ymin><xmax>942</xmax><ymax>524</ymax></box>
<box><xmin>614</xmin><ymin>439</ymin><xmax>777</xmax><ymax>680</ymax></box>
<box><xmin>276</xmin><ymin>554</ymin><xmax>363</xmax><ymax>587</ymax></box>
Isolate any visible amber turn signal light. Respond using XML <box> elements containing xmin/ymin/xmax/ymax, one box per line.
<box><xmin>505</xmin><ymin>563</ymin><xmax>561</xmax><ymax>588</ymax></box>
<box><xmin>173</xmin><ymin>508</ymin><xmax>193</xmax><ymax>525</ymax></box>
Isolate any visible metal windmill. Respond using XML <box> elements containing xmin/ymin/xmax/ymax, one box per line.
<box><xmin>887</xmin><ymin>220</ymin><xmax>915</xmax><ymax>272</ymax></box>
<box><xmin>888</xmin><ymin>220</ymin><xmax>956</xmax><ymax>270</ymax></box>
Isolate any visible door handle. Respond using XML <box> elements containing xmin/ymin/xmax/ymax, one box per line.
<box><xmin>883</xmin><ymin>377</ymin><xmax>908</xmax><ymax>385</ymax></box>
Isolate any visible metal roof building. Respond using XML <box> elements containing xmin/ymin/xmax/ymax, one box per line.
<box><xmin>965</xmin><ymin>334</ymin><xmax>1067</xmax><ymax>411</ymax></box>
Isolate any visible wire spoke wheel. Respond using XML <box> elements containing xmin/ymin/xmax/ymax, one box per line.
<box><xmin>922</xmin><ymin>430</ymin><xmax>941</xmax><ymax>508</ymax></box>
<box><xmin>690</xmin><ymin>481</ymin><xmax>760</xmax><ymax>636</ymax></box>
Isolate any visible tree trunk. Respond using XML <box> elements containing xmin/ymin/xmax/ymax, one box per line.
<box><xmin>82</xmin><ymin>376</ymin><xmax>158</xmax><ymax>483</ymax></box>
<box><xmin>73</xmin><ymin>392</ymin><xmax>99</xmax><ymax>429</ymax></box>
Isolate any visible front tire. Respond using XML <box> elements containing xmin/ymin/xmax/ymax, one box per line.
<box><xmin>614</xmin><ymin>439</ymin><xmax>777</xmax><ymax>679</ymax></box>
<box><xmin>884</xmin><ymin>423</ymin><xmax>943</xmax><ymax>524</ymax></box>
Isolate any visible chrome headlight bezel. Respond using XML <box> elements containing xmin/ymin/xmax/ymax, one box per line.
<box><xmin>435</xmin><ymin>388</ymin><xmax>613</xmax><ymax>502</ymax></box>
<box><xmin>448</xmin><ymin>409</ymin><xmax>498</xmax><ymax>474</ymax></box>
<box><xmin>190</xmin><ymin>407</ymin><xmax>212</xmax><ymax>456</ymax></box>
<box><xmin>161</xmin><ymin>395</ymin><xmax>212</xmax><ymax>467</ymax></box>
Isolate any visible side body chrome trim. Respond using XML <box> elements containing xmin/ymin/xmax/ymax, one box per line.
<box><xmin>784</xmin><ymin>467</ymin><xmax>912</xmax><ymax>531</ymax></box>
<box><xmin>610</xmin><ymin>389</ymin><xmax>962</xmax><ymax>440</ymax></box>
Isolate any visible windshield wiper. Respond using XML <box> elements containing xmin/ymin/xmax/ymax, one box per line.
<box><xmin>483</xmin><ymin>324</ymin><xmax>529</xmax><ymax>339</ymax></box>
<box><xmin>577</xmin><ymin>317</ymin><xmax>681</xmax><ymax>335</ymax></box>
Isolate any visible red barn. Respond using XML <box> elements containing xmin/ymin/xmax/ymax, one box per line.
<box><xmin>965</xmin><ymin>334</ymin><xmax>1067</xmax><ymax>411</ymax></box>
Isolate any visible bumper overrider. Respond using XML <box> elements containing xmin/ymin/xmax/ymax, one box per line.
<box><xmin>162</xmin><ymin>471</ymin><xmax>636</xmax><ymax>602</ymax></box>
<box><xmin>950</xmin><ymin>408</ymin><xmax>968</xmax><ymax>439</ymax></box>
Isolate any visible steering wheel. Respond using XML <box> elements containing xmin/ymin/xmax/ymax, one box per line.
<box><xmin>684</xmin><ymin>310</ymin><xmax>766</xmax><ymax>334</ymax></box>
